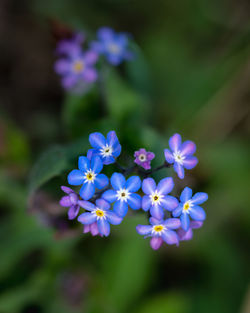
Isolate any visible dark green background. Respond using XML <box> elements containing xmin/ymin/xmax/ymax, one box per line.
<box><xmin>0</xmin><ymin>0</ymin><xmax>249</xmax><ymax>312</ymax></box>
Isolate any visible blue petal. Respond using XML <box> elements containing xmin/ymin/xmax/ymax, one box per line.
<box><xmin>112</xmin><ymin>144</ymin><xmax>121</xmax><ymax>157</ymax></box>
<box><xmin>107</xmin><ymin>54</ymin><xmax>122</xmax><ymax>65</ymax></box>
<box><xmin>150</xmin><ymin>204</ymin><xmax>164</xmax><ymax>220</ymax></box>
<box><xmin>180</xmin><ymin>213</ymin><xmax>190</xmax><ymax>231</ymax></box>
<box><xmin>79</xmin><ymin>182</ymin><xmax>95</xmax><ymax>200</ymax></box>
<box><xmin>191</xmin><ymin>192</ymin><xmax>208</xmax><ymax>205</ymax></box>
<box><xmin>149</xmin><ymin>217</ymin><xmax>163</xmax><ymax>225</ymax></box>
<box><xmin>157</xmin><ymin>177</ymin><xmax>174</xmax><ymax>195</ymax></box>
<box><xmin>102</xmin><ymin>155</ymin><xmax>115</xmax><ymax>165</ymax></box>
<box><xmin>111</xmin><ymin>172</ymin><xmax>126</xmax><ymax>190</ymax></box>
<box><xmin>183</xmin><ymin>156</ymin><xmax>198</xmax><ymax>169</ymax></box>
<box><xmin>78</xmin><ymin>200</ymin><xmax>95</xmax><ymax>211</ymax></box>
<box><xmin>97</xmin><ymin>218</ymin><xmax>110</xmax><ymax>236</ymax></box>
<box><xmin>172</xmin><ymin>204</ymin><xmax>183</xmax><ymax>217</ymax></box>
<box><xmin>102</xmin><ymin>189</ymin><xmax>117</xmax><ymax>203</ymax></box>
<box><xmin>96</xmin><ymin>198</ymin><xmax>110</xmax><ymax>211</ymax></box>
<box><xmin>169</xmin><ymin>133</ymin><xmax>182</xmax><ymax>152</ymax></box>
<box><xmin>89</xmin><ymin>132</ymin><xmax>106</xmax><ymax>149</ymax></box>
<box><xmin>180</xmin><ymin>140</ymin><xmax>196</xmax><ymax>156</ymax></box>
<box><xmin>162</xmin><ymin>230</ymin><xmax>179</xmax><ymax>245</ymax></box>
<box><xmin>164</xmin><ymin>149</ymin><xmax>174</xmax><ymax>163</ymax></box>
<box><xmin>127</xmin><ymin>193</ymin><xmax>141</xmax><ymax>210</ymax></box>
<box><xmin>97</xmin><ymin>27</ymin><xmax>114</xmax><ymax>40</ymax></box>
<box><xmin>77</xmin><ymin>212</ymin><xmax>96</xmax><ymax>224</ymax></box>
<box><xmin>78</xmin><ymin>156</ymin><xmax>90</xmax><ymax>172</ymax></box>
<box><xmin>163</xmin><ymin>218</ymin><xmax>181</xmax><ymax>229</ymax></box>
<box><xmin>161</xmin><ymin>196</ymin><xmax>179</xmax><ymax>211</ymax></box>
<box><xmin>173</xmin><ymin>162</ymin><xmax>185</xmax><ymax>179</ymax></box>
<box><xmin>180</xmin><ymin>187</ymin><xmax>193</xmax><ymax>203</ymax></box>
<box><xmin>125</xmin><ymin>176</ymin><xmax>141</xmax><ymax>192</ymax></box>
<box><xmin>142</xmin><ymin>195</ymin><xmax>151</xmax><ymax>211</ymax></box>
<box><xmin>95</xmin><ymin>174</ymin><xmax>109</xmax><ymax>189</ymax></box>
<box><xmin>107</xmin><ymin>130</ymin><xmax>119</xmax><ymax>147</ymax></box>
<box><xmin>136</xmin><ymin>225</ymin><xmax>152</xmax><ymax>235</ymax></box>
<box><xmin>91</xmin><ymin>156</ymin><xmax>103</xmax><ymax>173</ymax></box>
<box><xmin>68</xmin><ymin>170</ymin><xmax>84</xmax><ymax>185</ymax></box>
<box><xmin>113</xmin><ymin>200</ymin><xmax>128</xmax><ymax>217</ymax></box>
<box><xmin>189</xmin><ymin>205</ymin><xmax>206</xmax><ymax>221</ymax></box>
<box><xmin>142</xmin><ymin>178</ymin><xmax>156</xmax><ymax>195</ymax></box>
<box><xmin>87</xmin><ymin>149</ymin><xmax>94</xmax><ymax>160</ymax></box>
<box><xmin>106</xmin><ymin>211</ymin><xmax>122</xmax><ymax>225</ymax></box>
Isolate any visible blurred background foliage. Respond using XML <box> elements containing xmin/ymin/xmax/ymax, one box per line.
<box><xmin>0</xmin><ymin>0</ymin><xmax>250</xmax><ymax>312</ymax></box>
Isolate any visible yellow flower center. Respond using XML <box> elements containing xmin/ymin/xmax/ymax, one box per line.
<box><xmin>183</xmin><ymin>202</ymin><xmax>190</xmax><ymax>211</ymax></box>
<box><xmin>153</xmin><ymin>225</ymin><xmax>164</xmax><ymax>232</ymax></box>
<box><xmin>73</xmin><ymin>61</ymin><xmax>84</xmax><ymax>73</ymax></box>
<box><xmin>84</xmin><ymin>170</ymin><xmax>96</xmax><ymax>183</ymax></box>
<box><xmin>95</xmin><ymin>209</ymin><xmax>104</xmax><ymax>217</ymax></box>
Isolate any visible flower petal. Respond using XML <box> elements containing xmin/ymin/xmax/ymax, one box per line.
<box><xmin>180</xmin><ymin>140</ymin><xmax>196</xmax><ymax>156</ymax></box>
<box><xmin>169</xmin><ymin>133</ymin><xmax>182</xmax><ymax>152</ymax></box>
<box><xmin>164</xmin><ymin>149</ymin><xmax>174</xmax><ymax>163</ymax></box>
<box><xmin>96</xmin><ymin>198</ymin><xmax>110</xmax><ymax>211</ymax></box>
<box><xmin>84</xmin><ymin>51</ymin><xmax>98</xmax><ymax>64</ymax></box>
<box><xmin>68</xmin><ymin>205</ymin><xmax>80</xmax><ymax>220</ymax></box>
<box><xmin>107</xmin><ymin>130</ymin><xmax>119</xmax><ymax>147</ymax></box>
<box><xmin>97</xmin><ymin>27</ymin><xmax>114</xmax><ymax>40</ymax></box>
<box><xmin>189</xmin><ymin>205</ymin><xmax>206</xmax><ymax>221</ymax></box>
<box><xmin>79</xmin><ymin>182</ymin><xmax>95</xmax><ymax>200</ymax></box>
<box><xmin>142</xmin><ymin>178</ymin><xmax>156</xmax><ymax>195</ymax></box>
<box><xmin>111</xmin><ymin>172</ymin><xmax>126</xmax><ymax>190</ymax></box>
<box><xmin>190</xmin><ymin>221</ymin><xmax>203</xmax><ymax>229</ymax></box>
<box><xmin>150</xmin><ymin>237</ymin><xmax>163</xmax><ymax>250</ymax></box>
<box><xmin>78</xmin><ymin>156</ymin><xmax>90</xmax><ymax>172</ymax></box>
<box><xmin>161</xmin><ymin>196</ymin><xmax>178</xmax><ymax>211</ymax></box>
<box><xmin>157</xmin><ymin>177</ymin><xmax>174</xmax><ymax>195</ymax></box>
<box><xmin>112</xmin><ymin>144</ymin><xmax>121</xmax><ymax>157</ymax></box>
<box><xmin>97</xmin><ymin>218</ymin><xmax>110</xmax><ymax>236</ymax></box>
<box><xmin>90</xmin><ymin>222</ymin><xmax>99</xmax><ymax>236</ymax></box>
<box><xmin>173</xmin><ymin>162</ymin><xmax>185</xmax><ymax>179</ymax></box>
<box><xmin>125</xmin><ymin>176</ymin><xmax>141</xmax><ymax>192</ymax></box>
<box><xmin>136</xmin><ymin>225</ymin><xmax>152</xmax><ymax>235</ymax></box>
<box><xmin>89</xmin><ymin>132</ymin><xmax>106</xmax><ymax>149</ymax></box>
<box><xmin>147</xmin><ymin>152</ymin><xmax>155</xmax><ymax>161</ymax></box>
<box><xmin>149</xmin><ymin>217</ymin><xmax>163</xmax><ymax>225</ymax></box>
<box><xmin>164</xmin><ymin>218</ymin><xmax>181</xmax><ymax>229</ymax></box>
<box><xmin>191</xmin><ymin>192</ymin><xmax>208</xmax><ymax>205</ymax></box>
<box><xmin>95</xmin><ymin>174</ymin><xmax>109</xmax><ymax>189</ymax></box>
<box><xmin>183</xmin><ymin>156</ymin><xmax>198</xmax><ymax>170</ymax></box>
<box><xmin>106</xmin><ymin>211</ymin><xmax>122</xmax><ymax>225</ymax></box>
<box><xmin>162</xmin><ymin>230</ymin><xmax>179</xmax><ymax>245</ymax></box>
<box><xmin>177</xmin><ymin>228</ymin><xmax>193</xmax><ymax>241</ymax></box>
<box><xmin>91</xmin><ymin>156</ymin><xmax>103</xmax><ymax>173</ymax></box>
<box><xmin>78</xmin><ymin>200</ymin><xmax>95</xmax><ymax>211</ymax></box>
<box><xmin>113</xmin><ymin>200</ymin><xmax>128</xmax><ymax>217</ymax></box>
<box><xmin>180</xmin><ymin>187</ymin><xmax>192</xmax><ymax>203</ymax></box>
<box><xmin>102</xmin><ymin>189</ymin><xmax>117</xmax><ymax>203</ymax></box>
<box><xmin>60</xmin><ymin>196</ymin><xmax>71</xmax><ymax>207</ymax></box>
<box><xmin>54</xmin><ymin>59</ymin><xmax>70</xmax><ymax>74</ymax></box>
<box><xmin>150</xmin><ymin>204</ymin><xmax>164</xmax><ymax>220</ymax></box>
<box><xmin>68</xmin><ymin>170</ymin><xmax>84</xmax><ymax>185</ymax></box>
<box><xmin>172</xmin><ymin>204</ymin><xmax>183</xmax><ymax>217</ymax></box>
<box><xmin>102</xmin><ymin>155</ymin><xmax>115</xmax><ymax>165</ymax></box>
<box><xmin>61</xmin><ymin>186</ymin><xmax>74</xmax><ymax>194</ymax></box>
<box><xmin>180</xmin><ymin>213</ymin><xmax>190</xmax><ymax>231</ymax></box>
<box><xmin>78</xmin><ymin>212</ymin><xmax>96</xmax><ymax>224</ymax></box>
<box><xmin>127</xmin><ymin>193</ymin><xmax>141</xmax><ymax>210</ymax></box>
<box><xmin>142</xmin><ymin>195</ymin><xmax>151</xmax><ymax>211</ymax></box>
<box><xmin>82</xmin><ymin>68</ymin><xmax>98</xmax><ymax>82</ymax></box>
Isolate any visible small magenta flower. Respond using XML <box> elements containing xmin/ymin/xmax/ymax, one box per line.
<box><xmin>136</xmin><ymin>217</ymin><xmax>181</xmax><ymax>250</ymax></box>
<box><xmin>142</xmin><ymin>177</ymin><xmax>178</xmax><ymax>219</ymax></box>
<box><xmin>78</xmin><ymin>199</ymin><xmax>122</xmax><ymax>237</ymax></box>
<box><xmin>172</xmin><ymin>187</ymin><xmax>208</xmax><ymax>231</ymax></box>
<box><xmin>90</xmin><ymin>27</ymin><xmax>133</xmax><ymax>65</ymax></box>
<box><xmin>67</xmin><ymin>156</ymin><xmax>108</xmax><ymax>201</ymax></box>
<box><xmin>134</xmin><ymin>148</ymin><xmax>155</xmax><ymax>170</ymax></box>
<box><xmin>59</xmin><ymin>186</ymin><xmax>81</xmax><ymax>220</ymax></box>
<box><xmin>102</xmin><ymin>173</ymin><xmax>141</xmax><ymax>217</ymax></box>
<box><xmin>88</xmin><ymin>131</ymin><xmax>121</xmax><ymax>165</ymax></box>
<box><xmin>177</xmin><ymin>221</ymin><xmax>203</xmax><ymax>241</ymax></box>
<box><xmin>56</xmin><ymin>32</ymin><xmax>85</xmax><ymax>57</ymax></box>
<box><xmin>83</xmin><ymin>222</ymin><xmax>100</xmax><ymax>236</ymax></box>
<box><xmin>164</xmin><ymin>133</ymin><xmax>198</xmax><ymax>179</ymax></box>
<box><xmin>54</xmin><ymin>50</ymin><xmax>98</xmax><ymax>90</ymax></box>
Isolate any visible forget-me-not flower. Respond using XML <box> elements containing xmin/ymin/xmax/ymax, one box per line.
<box><xmin>134</xmin><ymin>148</ymin><xmax>155</xmax><ymax>170</ymax></box>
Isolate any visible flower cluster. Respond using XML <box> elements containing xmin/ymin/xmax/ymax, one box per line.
<box><xmin>59</xmin><ymin>130</ymin><xmax>208</xmax><ymax>249</ymax></box>
<box><xmin>54</xmin><ymin>27</ymin><xmax>134</xmax><ymax>93</ymax></box>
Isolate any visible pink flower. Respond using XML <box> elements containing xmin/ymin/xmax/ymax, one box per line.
<box><xmin>134</xmin><ymin>148</ymin><xmax>155</xmax><ymax>170</ymax></box>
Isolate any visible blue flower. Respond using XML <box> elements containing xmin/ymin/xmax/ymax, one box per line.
<box><xmin>164</xmin><ymin>133</ymin><xmax>198</xmax><ymax>179</ymax></box>
<box><xmin>102</xmin><ymin>173</ymin><xmax>141</xmax><ymax>217</ymax></box>
<box><xmin>78</xmin><ymin>199</ymin><xmax>122</xmax><ymax>237</ymax></box>
<box><xmin>172</xmin><ymin>187</ymin><xmax>208</xmax><ymax>231</ymax></box>
<box><xmin>90</xmin><ymin>27</ymin><xmax>134</xmax><ymax>65</ymax></box>
<box><xmin>141</xmin><ymin>177</ymin><xmax>178</xmax><ymax>220</ymax></box>
<box><xmin>88</xmin><ymin>131</ymin><xmax>121</xmax><ymax>165</ymax></box>
<box><xmin>136</xmin><ymin>217</ymin><xmax>181</xmax><ymax>250</ymax></box>
<box><xmin>67</xmin><ymin>156</ymin><xmax>108</xmax><ymax>200</ymax></box>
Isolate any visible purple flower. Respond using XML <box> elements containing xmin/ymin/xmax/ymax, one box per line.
<box><xmin>83</xmin><ymin>222</ymin><xmax>100</xmax><ymax>236</ymax></box>
<box><xmin>134</xmin><ymin>148</ymin><xmax>155</xmax><ymax>170</ymax></box>
<box><xmin>90</xmin><ymin>27</ymin><xmax>134</xmax><ymax>65</ymax></box>
<box><xmin>102</xmin><ymin>173</ymin><xmax>141</xmax><ymax>217</ymax></box>
<box><xmin>54</xmin><ymin>50</ymin><xmax>98</xmax><ymax>90</ymax></box>
<box><xmin>136</xmin><ymin>217</ymin><xmax>181</xmax><ymax>250</ymax></box>
<box><xmin>177</xmin><ymin>221</ymin><xmax>203</xmax><ymax>241</ymax></box>
<box><xmin>88</xmin><ymin>131</ymin><xmax>121</xmax><ymax>165</ymax></box>
<box><xmin>78</xmin><ymin>199</ymin><xmax>122</xmax><ymax>237</ymax></box>
<box><xmin>142</xmin><ymin>177</ymin><xmax>178</xmax><ymax>219</ymax></box>
<box><xmin>173</xmin><ymin>187</ymin><xmax>208</xmax><ymax>231</ymax></box>
<box><xmin>67</xmin><ymin>156</ymin><xmax>109</xmax><ymax>201</ymax></box>
<box><xmin>56</xmin><ymin>32</ymin><xmax>85</xmax><ymax>57</ymax></box>
<box><xmin>59</xmin><ymin>186</ymin><xmax>81</xmax><ymax>220</ymax></box>
<box><xmin>164</xmin><ymin>133</ymin><xmax>198</xmax><ymax>179</ymax></box>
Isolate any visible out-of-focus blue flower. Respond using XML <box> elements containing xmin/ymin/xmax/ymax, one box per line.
<box><xmin>90</xmin><ymin>27</ymin><xmax>134</xmax><ymax>65</ymax></box>
<box><xmin>173</xmin><ymin>187</ymin><xmax>208</xmax><ymax>231</ymax></box>
<box><xmin>141</xmin><ymin>177</ymin><xmax>178</xmax><ymax>220</ymax></box>
<box><xmin>164</xmin><ymin>133</ymin><xmax>198</xmax><ymax>179</ymax></box>
<box><xmin>136</xmin><ymin>217</ymin><xmax>181</xmax><ymax>250</ymax></box>
<box><xmin>59</xmin><ymin>186</ymin><xmax>81</xmax><ymax>220</ymax></box>
<box><xmin>134</xmin><ymin>148</ymin><xmax>155</xmax><ymax>170</ymax></box>
<box><xmin>102</xmin><ymin>173</ymin><xmax>141</xmax><ymax>217</ymax></box>
<box><xmin>177</xmin><ymin>221</ymin><xmax>203</xmax><ymax>241</ymax></box>
<box><xmin>56</xmin><ymin>32</ymin><xmax>85</xmax><ymax>57</ymax></box>
<box><xmin>54</xmin><ymin>50</ymin><xmax>98</xmax><ymax>90</ymax></box>
<box><xmin>88</xmin><ymin>131</ymin><xmax>121</xmax><ymax>165</ymax></box>
<box><xmin>67</xmin><ymin>156</ymin><xmax>108</xmax><ymax>200</ymax></box>
<box><xmin>78</xmin><ymin>199</ymin><xmax>122</xmax><ymax>237</ymax></box>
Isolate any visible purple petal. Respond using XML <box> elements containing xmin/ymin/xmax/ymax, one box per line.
<box><xmin>90</xmin><ymin>41</ymin><xmax>104</xmax><ymax>53</ymax></box>
<box><xmin>172</xmin><ymin>204</ymin><xmax>183</xmax><ymax>217</ymax></box>
<box><xmin>190</xmin><ymin>221</ymin><xmax>203</xmax><ymax>229</ymax></box>
<box><xmin>183</xmin><ymin>156</ymin><xmax>198</xmax><ymax>170</ymax></box>
<box><xmin>68</xmin><ymin>170</ymin><xmax>84</xmax><ymax>185</ymax></box>
<box><xmin>89</xmin><ymin>132</ymin><xmax>106</xmax><ymax>149</ymax></box>
<box><xmin>69</xmin><ymin>192</ymin><xmax>78</xmax><ymax>205</ymax></box>
<box><xmin>173</xmin><ymin>162</ymin><xmax>185</xmax><ymax>179</ymax></box>
<box><xmin>180</xmin><ymin>213</ymin><xmax>190</xmax><ymax>231</ymax></box>
<box><xmin>84</xmin><ymin>51</ymin><xmax>98</xmax><ymax>64</ymax></box>
<box><xmin>162</xmin><ymin>230</ymin><xmax>179</xmax><ymax>245</ymax></box>
<box><xmin>136</xmin><ymin>225</ymin><xmax>152</xmax><ymax>235</ymax></box>
<box><xmin>96</xmin><ymin>198</ymin><xmax>110</xmax><ymax>211</ymax></box>
<box><xmin>83</xmin><ymin>224</ymin><xmax>90</xmax><ymax>233</ymax></box>
<box><xmin>111</xmin><ymin>172</ymin><xmax>126</xmax><ymax>190</ymax></box>
<box><xmin>150</xmin><ymin>204</ymin><xmax>164</xmax><ymax>220</ymax></box>
<box><xmin>191</xmin><ymin>192</ymin><xmax>208</xmax><ymax>205</ymax></box>
<box><xmin>106</xmin><ymin>211</ymin><xmax>122</xmax><ymax>225</ymax></box>
<box><xmin>149</xmin><ymin>217</ymin><xmax>163</xmax><ymax>225</ymax></box>
<box><xmin>150</xmin><ymin>237</ymin><xmax>163</xmax><ymax>250</ymax></box>
<box><xmin>90</xmin><ymin>222</ymin><xmax>99</xmax><ymax>236</ymax></box>
<box><xmin>189</xmin><ymin>206</ymin><xmax>206</xmax><ymax>221</ymax></box>
<box><xmin>68</xmin><ymin>205</ymin><xmax>80</xmax><ymax>220</ymax></box>
<box><xmin>78</xmin><ymin>212</ymin><xmax>96</xmax><ymax>224</ymax></box>
<box><xmin>61</xmin><ymin>75</ymin><xmax>77</xmax><ymax>89</ymax></box>
<box><xmin>61</xmin><ymin>186</ymin><xmax>74</xmax><ymax>194</ymax></box>
<box><xmin>180</xmin><ymin>140</ymin><xmax>196</xmax><ymax>156</ymax></box>
<box><xmin>164</xmin><ymin>218</ymin><xmax>181</xmax><ymax>229</ymax></box>
<box><xmin>157</xmin><ymin>177</ymin><xmax>174</xmax><ymax>195</ymax></box>
<box><xmin>78</xmin><ymin>200</ymin><xmax>95</xmax><ymax>211</ymax></box>
<box><xmin>79</xmin><ymin>182</ymin><xmax>95</xmax><ymax>200</ymax></box>
<box><xmin>146</xmin><ymin>152</ymin><xmax>155</xmax><ymax>161</ymax></box>
<box><xmin>54</xmin><ymin>59</ymin><xmax>70</xmax><ymax>74</ymax></box>
<box><xmin>125</xmin><ymin>176</ymin><xmax>141</xmax><ymax>192</ymax></box>
<box><xmin>164</xmin><ymin>149</ymin><xmax>174</xmax><ymax>163</ymax></box>
<box><xmin>97</xmin><ymin>218</ymin><xmax>110</xmax><ymax>236</ymax></box>
<box><xmin>142</xmin><ymin>195</ymin><xmax>151</xmax><ymax>211</ymax></box>
<box><xmin>97</xmin><ymin>27</ymin><xmax>114</xmax><ymax>40</ymax></box>
<box><xmin>78</xmin><ymin>156</ymin><xmax>90</xmax><ymax>172</ymax></box>
<box><xmin>60</xmin><ymin>196</ymin><xmax>71</xmax><ymax>207</ymax></box>
<box><xmin>127</xmin><ymin>193</ymin><xmax>141</xmax><ymax>210</ymax></box>
<box><xmin>82</xmin><ymin>68</ymin><xmax>98</xmax><ymax>82</ymax></box>
<box><xmin>113</xmin><ymin>200</ymin><xmax>128</xmax><ymax>217</ymax></box>
<box><xmin>95</xmin><ymin>174</ymin><xmax>109</xmax><ymax>189</ymax></box>
<box><xmin>161</xmin><ymin>196</ymin><xmax>179</xmax><ymax>211</ymax></box>
<box><xmin>102</xmin><ymin>189</ymin><xmax>117</xmax><ymax>203</ymax></box>
<box><xmin>169</xmin><ymin>133</ymin><xmax>182</xmax><ymax>152</ymax></box>
<box><xmin>142</xmin><ymin>178</ymin><xmax>156</xmax><ymax>195</ymax></box>
<box><xmin>180</xmin><ymin>187</ymin><xmax>192</xmax><ymax>203</ymax></box>
<box><xmin>177</xmin><ymin>228</ymin><xmax>193</xmax><ymax>241</ymax></box>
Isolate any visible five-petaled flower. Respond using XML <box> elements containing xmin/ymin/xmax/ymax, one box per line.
<box><xmin>164</xmin><ymin>133</ymin><xmax>198</xmax><ymax>179</ymax></box>
<box><xmin>102</xmin><ymin>173</ymin><xmax>141</xmax><ymax>217</ymax></box>
<box><xmin>142</xmin><ymin>177</ymin><xmax>178</xmax><ymax>220</ymax></box>
<box><xmin>134</xmin><ymin>148</ymin><xmax>155</xmax><ymax>170</ymax></box>
<box><xmin>59</xmin><ymin>186</ymin><xmax>81</xmax><ymax>220</ymax></box>
<box><xmin>177</xmin><ymin>221</ymin><xmax>203</xmax><ymax>241</ymax></box>
<box><xmin>88</xmin><ymin>131</ymin><xmax>121</xmax><ymax>165</ymax></box>
<box><xmin>77</xmin><ymin>199</ymin><xmax>122</xmax><ymax>236</ymax></box>
<box><xmin>136</xmin><ymin>217</ymin><xmax>181</xmax><ymax>250</ymax></box>
<box><xmin>172</xmin><ymin>187</ymin><xmax>208</xmax><ymax>231</ymax></box>
<box><xmin>90</xmin><ymin>27</ymin><xmax>133</xmax><ymax>65</ymax></box>
<box><xmin>67</xmin><ymin>156</ymin><xmax>108</xmax><ymax>200</ymax></box>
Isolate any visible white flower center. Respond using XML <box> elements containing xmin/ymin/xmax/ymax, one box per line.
<box><xmin>116</xmin><ymin>188</ymin><xmax>130</xmax><ymax>202</ymax></box>
<box><xmin>152</xmin><ymin>224</ymin><xmax>166</xmax><ymax>235</ymax></box>
<box><xmin>173</xmin><ymin>151</ymin><xmax>185</xmax><ymax>165</ymax></box>
<box><xmin>92</xmin><ymin>208</ymin><xmax>106</xmax><ymax>220</ymax></box>
<box><xmin>182</xmin><ymin>200</ymin><xmax>193</xmax><ymax>213</ymax></box>
<box><xmin>100</xmin><ymin>144</ymin><xmax>113</xmax><ymax>157</ymax></box>
<box><xmin>84</xmin><ymin>169</ymin><xmax>96</xmax><ymax>183</ymax></box>
<box><xmin>108</xmin><ymin>43</ymin><xmax>120</xmax><ymax>54</ymax></box>
<box><xmin>139</xmin><ymin>154</ymin><xmax>146</xmax><ymax>162</ymax></box>
<box><xmin>150</xmin><ymin>191</ymin><xmax>163</xmax><ymax>205</ymax></box>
